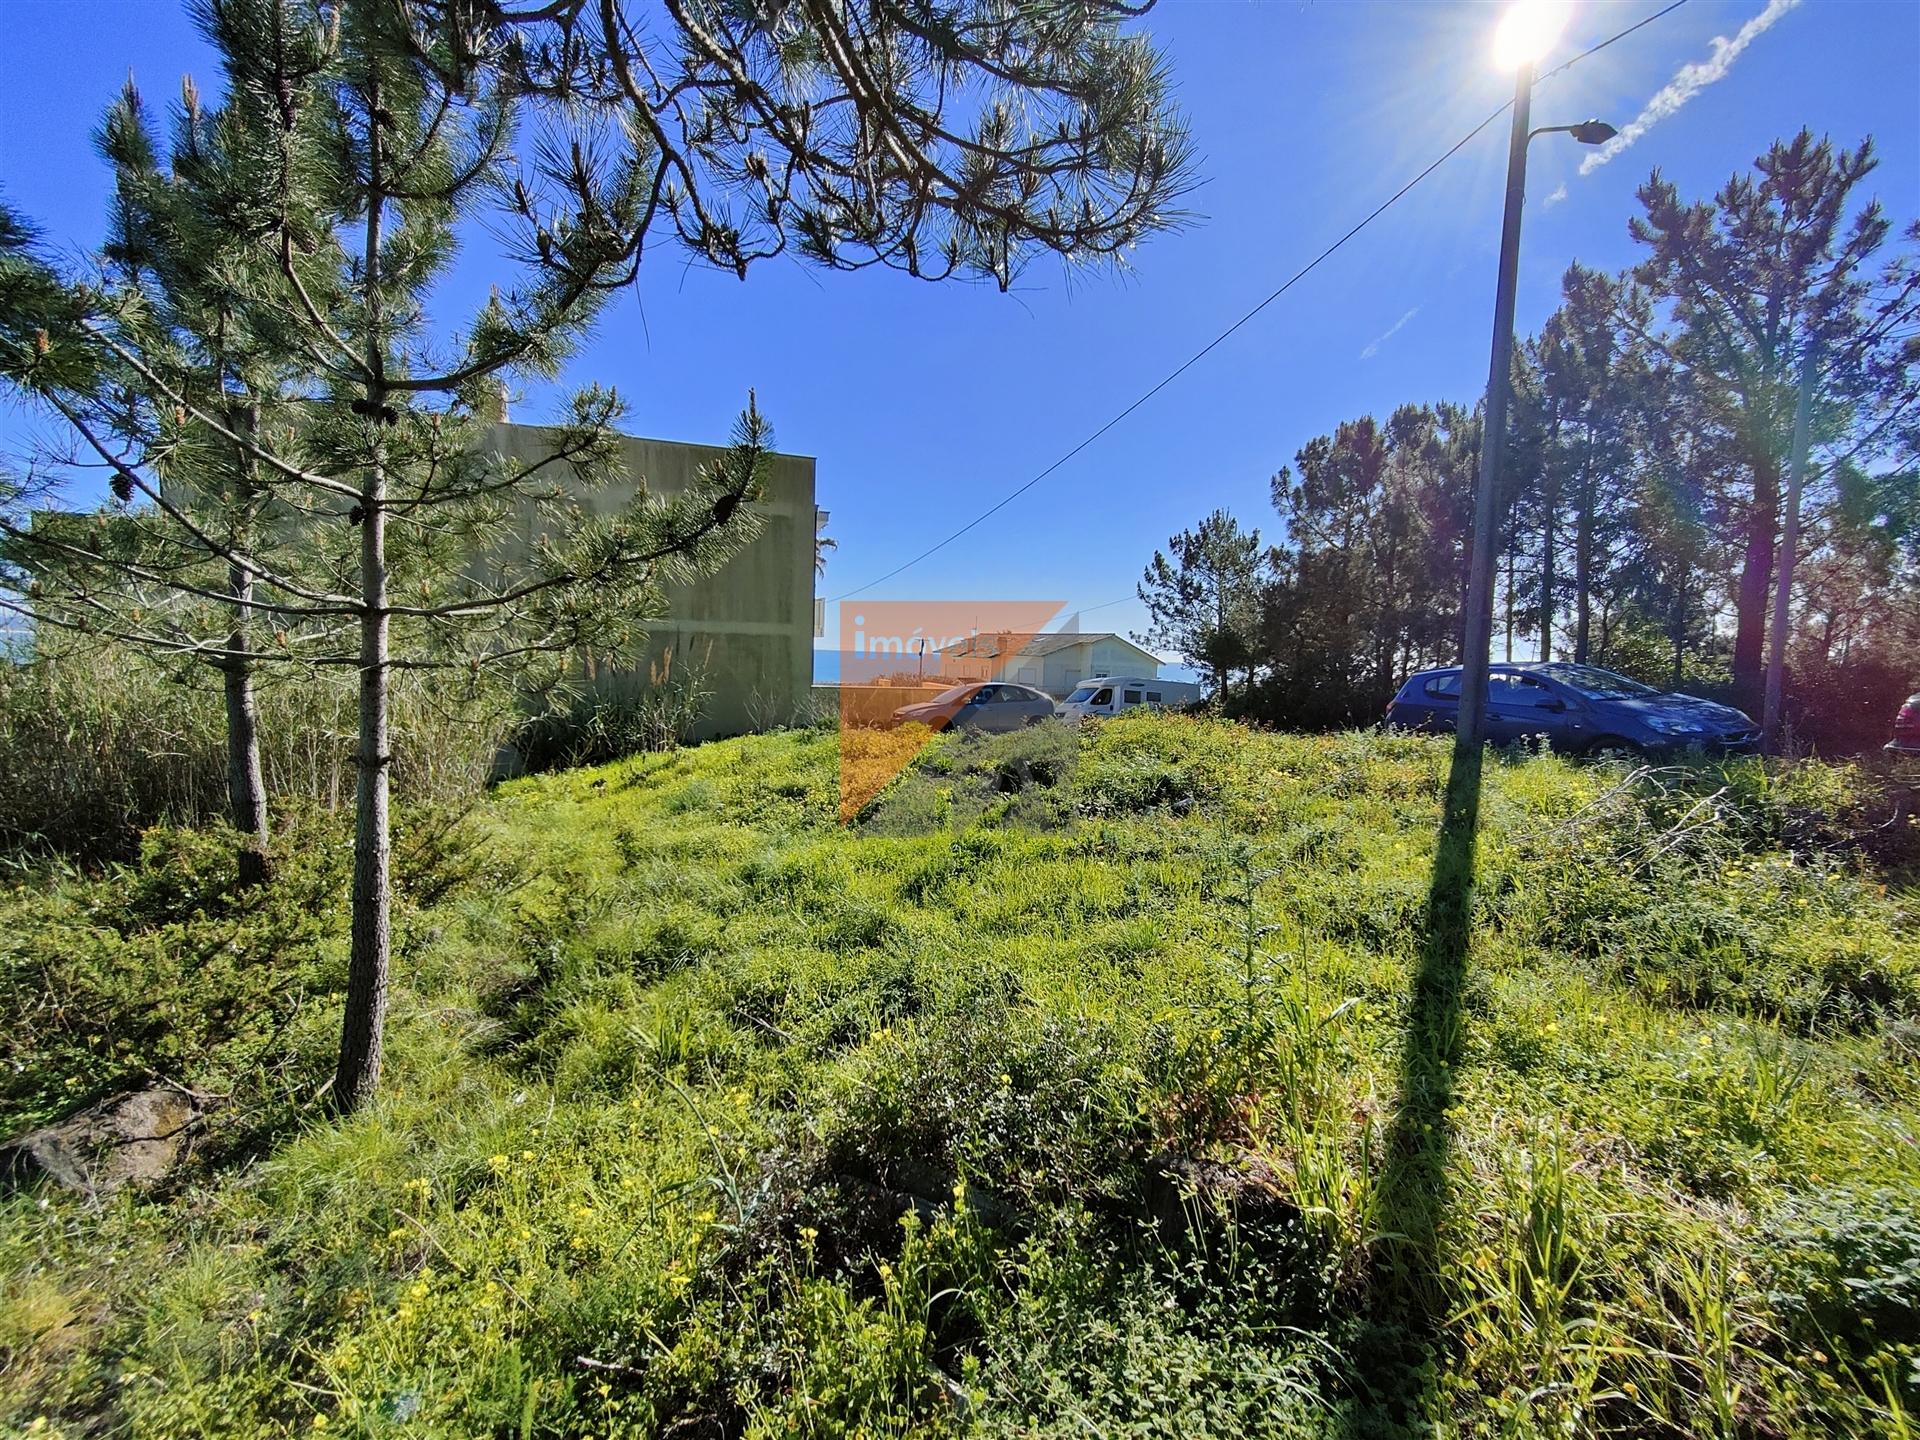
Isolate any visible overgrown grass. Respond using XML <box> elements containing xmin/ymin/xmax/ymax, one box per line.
<box><xmin>2</xmin><ymin>715</ymin><xmax>1918</xmax><ymax>1437</ymax></box>
<box><xmin>0</xmin><ymin>645</ymin><xmax>513</xmax><ymax>860</ymax></box>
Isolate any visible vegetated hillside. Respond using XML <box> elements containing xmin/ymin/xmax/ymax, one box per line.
<box><xmin>3</xmin><ymin>716</ymin><xmax>1918</xmax><ymax>1438</ymax></box>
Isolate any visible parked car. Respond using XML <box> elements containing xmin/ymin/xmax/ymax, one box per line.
<box><xmin>890</xmin><ymin>682</ymin><xmax>1055</xmax><ymax>733</ymax></box>
<box><xmin>1384</xmin><ymin>661</ymin><xmax>1760</xmax><ymax>755</ymax></box>
<box><xmin>1889</xmin><ymin>693</ymin><xmax>1920</xmax><ymax>754</ymax></box>
<box><xmin>1057</xmin><ymin>675</ymin><xmax>1172</xmax><ymax>722</ymax></box>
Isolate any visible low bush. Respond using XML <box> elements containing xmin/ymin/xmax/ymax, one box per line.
<box><xmin>0</xmin><ymin>808</ymin><xmax>347</xmax><ymax>1148</ymax></box>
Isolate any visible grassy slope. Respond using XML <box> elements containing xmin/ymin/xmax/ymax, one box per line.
<box><xmin>2</xmin><ymin>715</ymin><xmax>1918</xmax><ymax>1439</ymax></box>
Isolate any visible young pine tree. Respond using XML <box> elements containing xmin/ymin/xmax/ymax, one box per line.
<box><xmin>1135</xmin><ymin>509</ymin><xmax>1262</xmax><ymax>702</ymax></box>
<box><xmin>8</xmin><ymin>0</ymin><xmax>773</xmax><ymax>1112</ymax></box>
<box><xmin>8</xmin><ymin>0</ymin><xmax>1196</xmax><ymax>1113</ymax></box>
<box><xmin>0</xmin><ymin>68</ymin><xmax>330</xmax><ymax>884</ymax></box>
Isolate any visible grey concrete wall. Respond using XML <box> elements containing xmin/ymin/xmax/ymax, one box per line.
<box><xmin>481</xmin><ymin>422</ymin><xmax>817</xmax><ymax>741</ymax></box>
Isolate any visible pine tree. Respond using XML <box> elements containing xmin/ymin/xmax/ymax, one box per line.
<box><xmin>5</xmin><ymin>0</ymin><xmax>1195</xmax><ymax>1113</ymax></box>
<box><xmin>1</xmin><ymin>69</ymin><xmax>323</xmax><ymax>885</ymax></box>
<box><xmin>435</xmin><ymin>0</ymin><xmax>1193</xmax><ymax>289</ymax></box>
<box><xmin>1630</xmin><ymin>131</ymin><xmax>1901</xmax><ymax>711</ymax></box>
<box><xmin>1266</xmin><ymin>405</ymin><xmax>1477</xmax><ymax>717</ymax></box>
<box><xmin>6</xmin><ymin>1</ymin><xmax>773</xmax><ymax>1112</ymax></box>
<box><xmin>1135</xmin><ymin>509</ymin><xmax>1261</xmax><ymax>701</ymax></box>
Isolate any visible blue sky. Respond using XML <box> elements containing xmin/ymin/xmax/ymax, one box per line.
<box><xmin>2</xmin><ymin>1</ymin><xmax>1914</xmax><ymax>676</ymax></box>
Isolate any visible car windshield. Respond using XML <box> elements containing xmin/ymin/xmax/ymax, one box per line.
<box><xmin>1537</xmin><ymin>663</ymin><xmax>1659</xmax><ymax>701</ymax></box>
<box><xmin>1065</xmin><ymin>685</ymin><xmax>1098</xmax><ymax>703</ymax></box>
<box><xmin>930</xmin><ymin>683</ymin><xmax>979</xmax><ymax>704</ymax></box>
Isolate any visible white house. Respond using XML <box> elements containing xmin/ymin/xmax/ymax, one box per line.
<box><xmin>936</xmin><ymin>631</ymin><xmax>1196</xmax><ymax>700</ymax></box>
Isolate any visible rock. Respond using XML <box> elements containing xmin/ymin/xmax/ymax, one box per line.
<box><xmin>1142</xmin><ymin>1147</ymin><xmax>1296</xmax><ymax>1253</ymax></box>
<box><xmin>1</xmin><ymin>1088</ymin><xmax>197</xmax><ymax>1196</ymax></box>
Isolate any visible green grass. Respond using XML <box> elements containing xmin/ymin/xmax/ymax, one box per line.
<box><xmin>2</xmin><ymin>715</ymin><xmax>1918</xmax><ymax>1438</ymax></box>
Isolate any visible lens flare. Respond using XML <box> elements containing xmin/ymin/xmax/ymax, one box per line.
<box><xmin>1492</xmin><ymin>0</ymin><xmax>1573</xmax><ymax>70</ymax></box>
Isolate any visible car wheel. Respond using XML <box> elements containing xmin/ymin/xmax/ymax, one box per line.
<box><xmin>1585</xmin><ymin>735</ymin><xmax>1644</xmax><ymax>762</ymax></box>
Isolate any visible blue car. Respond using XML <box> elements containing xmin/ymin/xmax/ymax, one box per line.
<box><xmin>1385</xmin><ymin>662</ymin><xmax>1760</xmax><ymax>756</ymax></box>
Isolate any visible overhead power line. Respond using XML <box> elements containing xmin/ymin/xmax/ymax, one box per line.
<box><xmin>831</xmin><ymin>0</ymin><xmax>1691</xmax><ymax>604</ymax></box>
<box><xmin>1068</xmin><ymin>594</ymin><xmax>1135</xmax><ymax>616</ymax></box>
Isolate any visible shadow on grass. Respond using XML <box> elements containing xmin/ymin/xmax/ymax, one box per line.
<box><xmin>1350</xmin><ymin>742</ymin><xmax>1484</xmax><ymax>1430</ymax></box>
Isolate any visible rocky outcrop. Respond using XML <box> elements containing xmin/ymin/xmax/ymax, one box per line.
<box><xmin>1</xmin><ymin>1088</ymin><xmax>197</xmax><ymax>1196</ymax></box>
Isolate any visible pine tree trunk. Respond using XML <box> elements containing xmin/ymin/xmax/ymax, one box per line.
<box><xmin>1572</xmin><ymin>427</ymin><xmax>1593</xmax><ymax>665</ymax></box>
<box><xmin>1763</xmin><ymin>350</ymin><xmax>1816</xmax><ymax>753</ymax></box>
<box><xmin>1732</xmin><ymin>451</ymin><xmax>1780</xmax><ymax>710</ymax></box>
<box><xmin>224</xmin><ymin>600</ymin><xmax>271</xmax><ymax>888</ymax></box>
<box><xmin>225</xmin><ymin>401</ymin><xmax>272</xmax><ymax>887</ymax></box>
<box><xmin>334</xmin><ymin>102</ymin><xmax>391</xmax><ymax>1116</ymax></box>
<box><xmin>1537</xmin><ymin>410</ymin><xmax>1559</xmax><ymax>663</ymax></box>
<box><xmin>1538</xmin><ymin>506</ymin><xmax>1555</xmax><ymax>664</ymax></box>
<box><xmin>1671</xmin><ymin>582</ymin><xmax>1687</xmax><ymax>689</ymax></box>
<box><xmin>334</xmin><ymin>461</ymin><xmax>391</xmax><ymax>1113</ymax></box>
<box><xmin>1502</xmin><ymin>544</ymin><xmax>1514</xmax><ymax>662</ymax></box>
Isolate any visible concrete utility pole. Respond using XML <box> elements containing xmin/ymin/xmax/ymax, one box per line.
<box><xmin>1763</xmin><ymin>345</ymin><xmax>1817</xmax><ymax>754</ymax></box>
<box><xmin>1455</xmin><ymin>64</ymin><xmax>1534</xmax><ymax>768</ymax></box>
<box><xmin>1455</xmin><ymin>2</ymin><xmax>1616</xmax><ymax>763</ymax></box>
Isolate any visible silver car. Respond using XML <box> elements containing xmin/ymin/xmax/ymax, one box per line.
<box><xmin>891</xmin><ymin>682</ymin><xmax>1056</xmax><ymax>733</ymax></box>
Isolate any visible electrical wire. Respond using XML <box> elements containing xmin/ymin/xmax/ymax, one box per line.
<box><xmin>830</xmin><ymin>0</ymin><xmax>1691</xmax><ymax>604</ymax></box>
<box><xmin>1062</xmin><ymin>594</ymin><xmax>1135</xmax><ymax>617</ymax></box>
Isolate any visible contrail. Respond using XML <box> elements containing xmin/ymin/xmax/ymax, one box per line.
<box><xmin>1578</xmin><ymin>0</ymin><xmax>1801</xmax><ymax>176</ymax></box>
<box><xmin>1360</xmin><ymin>307</ymin><xmax>1420</xmax><ymax>360</ymax></box>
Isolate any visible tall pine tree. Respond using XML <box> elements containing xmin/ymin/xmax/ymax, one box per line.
<box><xmin>1631</xmin><ymin>131</ymin><xmax>1894</xmax><ymax>710</ymax></box>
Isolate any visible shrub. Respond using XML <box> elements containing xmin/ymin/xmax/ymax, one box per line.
<box><xmin>0</xmin><ymin>807</ymin><xmax>349</xmax><ymax>1141</ymax></box>
<box><xmin>1764</xmin><ymin>1186</ymin><xmax>1920</xmax><ymax>1366</ymax></box>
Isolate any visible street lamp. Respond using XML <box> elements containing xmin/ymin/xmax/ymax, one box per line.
<box><xmin>1454</xmin><ymin>1</ymin><xmax>1615</xmax><ymax>768</ymax></box>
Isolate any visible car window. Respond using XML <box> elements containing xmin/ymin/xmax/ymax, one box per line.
<box><xmin>1487</xmin><ymin>674</ymin><xmax>1527</xmax><ymax>704</ymax></box>
<box><xmin>973</xmin><ymin>685</ymin><xmax>998</xmax><ymax>704</ymax></box>
<box><xmin>1516</xmin><ymin>675</ymin><xmax>1560</xmax><ymax>704</ymax></box>
<box><xmin>1123</xmin><ymin>688</ymin><xmax>1143</xmax><ymax>705</ymax></box>
<box><xmin>1065</xmin><ymin>685</ymin><xmax>1096</xmax><ymax>703</ymax></box>
<box><xmin>1537</xmin><ymin>663</ymin><xmax>1657</xmax><ymax>700</ymax></box>
<box><xmin>1090</xmin><ymin>687</ymin><xmax>1112</xmax><ymax>706</ymax></box>
<box><xmin>1424</xmin><ymin>673</ymin><xmax>1462</xmax><ymax>699</ymax></box>
<box><xmin>1146</xmin><ymin>691</ymin><xmax>1162</xmax><ymax>703</ymax></box>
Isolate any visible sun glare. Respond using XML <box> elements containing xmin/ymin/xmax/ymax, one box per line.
<box><xmin>1492</xmin><ymin>0</ymin><xmax>1573</xmax><ymax>71</ymax></box>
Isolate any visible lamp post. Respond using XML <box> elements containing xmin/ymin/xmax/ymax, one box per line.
<box><xmin>1455</xmin><ymin>2</ymin><xmax>1616</xmax><ymax>767</ymax></box>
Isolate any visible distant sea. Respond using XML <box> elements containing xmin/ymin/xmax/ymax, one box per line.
<box><xmin>811</xmin><ymin>647</ymin><xmax>1200</xmax><ymax>687</ymax></box>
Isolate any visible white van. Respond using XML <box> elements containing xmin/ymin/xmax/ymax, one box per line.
<box><xmin>1056</xmin><ymin>676</ymin><xmax>1169</xmax><ymax>721</ymax></box>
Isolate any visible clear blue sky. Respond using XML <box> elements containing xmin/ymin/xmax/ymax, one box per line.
<box><xmin>2</xmin><ymin>1</ymin><xmax>1914</xmax><ymax>672</ymax></box>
